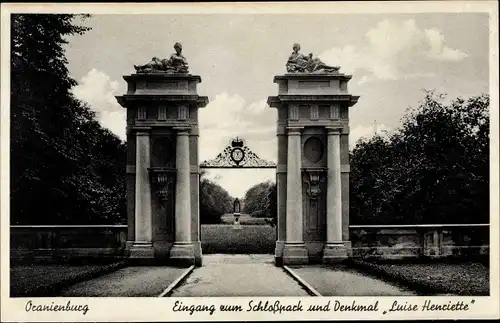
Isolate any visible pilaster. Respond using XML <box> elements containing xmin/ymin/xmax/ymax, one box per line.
<box><xmin>283</xmin><ymin>126</ymin><xmax>309</xmax><ymax>265</ymax></box>
<box><xmin>129</xmin><ymin>130</ymin><xmax>155</xmax><ymax>263</ymax></box>
<box><xmin>169</xmin><ymin>127</ymin><xmax>195</xmax><ymax>266</ymax></box>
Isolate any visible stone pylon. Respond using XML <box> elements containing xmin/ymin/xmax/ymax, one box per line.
<box><xmin>268</xmin><ymin>72</ymin><xmax>359</xmax><ymax>265</ymax></box>
<box><xmin>116</xmin><ymin>73</ymin><xmax>208</xmax><ymax>266</ymax></box>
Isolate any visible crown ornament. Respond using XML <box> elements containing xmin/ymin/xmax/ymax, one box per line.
<box><xmin>231</xmin><ymin>137</ymin><xmax>244</xmax><ymax>148</ymax></box>
<box><xmin>200</xmin><ymin>137</ymin><xmax>276</xmax><ymax>168</ymax></box>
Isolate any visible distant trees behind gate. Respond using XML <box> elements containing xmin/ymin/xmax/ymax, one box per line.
<box><xmin>199</xmin><ymin>171</ymin><xmax>233</xmax><ymax>224</ymax></box>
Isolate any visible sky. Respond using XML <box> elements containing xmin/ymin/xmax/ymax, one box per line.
<box><xmin>65</xmin><ymin>13</ymin><xmax>489</xmax><ymax>198</ymax></box>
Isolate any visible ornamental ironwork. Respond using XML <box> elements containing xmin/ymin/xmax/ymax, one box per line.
<box><xmin>200</xmin><ymin>137</ymin><xmax>276</xmax><ymax>168</ymax></box>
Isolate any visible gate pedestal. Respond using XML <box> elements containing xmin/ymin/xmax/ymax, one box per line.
<box><xmin>116</xmin><ymin>73</ymin><xmax>208</xmax><ymax>266</ymax></box>
<box><xmin>323</xmin><ymin>243</ymin><xmax>350</xmax><ymax>264</ymax></box>
<box><xmin>268</xmin><ymin>72</ymin><xmax>359</xmax><ymax>266</ymax></box>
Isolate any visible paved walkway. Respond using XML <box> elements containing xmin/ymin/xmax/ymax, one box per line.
<box><xmin>289</xmin><ymin>265</ymin><xmax>416</xmax><ymax>296</ymax></box>
<box><xmin>53</xmin><ymin>256</ymin><xmax>418</xmax><ymax>297</ymax></box>
<box><xmin>59</xmin><ymin>266</ymin><xmax>187</xmax><ymax>297</ymax></box>
<box><xmin>169</xmin><ymin>254</ymin><xmax>310</xmax><ymax>297</ymax></box>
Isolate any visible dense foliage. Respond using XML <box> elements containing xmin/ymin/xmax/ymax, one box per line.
<box><xmin>242</xmin><ymin>181</ymin><xmax>276</xmax><ymax>220</ymax></box>
<box><xmin>350</xmin><ymin>91</ymin><xmax>489</xmax><ymax>225</ymax></box>
<box><xmin>199</xmin><ymin>171</ymin><xmax>234</xmax><ymax>224</ymax></box>
<box><xmin>10</xmin><ymin>14</ymin><xmax>127</xmax><ymax>224</ymax></box>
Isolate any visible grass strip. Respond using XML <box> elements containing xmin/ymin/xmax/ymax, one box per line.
<box><xmin>11</xmin><ymin>261</ymin><xmax>127</xmax><ymax>297</ymax></box>
<box><xmin>347</xmin><ymin>259</ymin><xmax>489</xmax><ymax>296</ymax></box>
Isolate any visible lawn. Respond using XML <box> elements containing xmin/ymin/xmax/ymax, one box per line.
<box><xmin>201</xmin><ymin>224</ymin><xmax>276</xmax><ymax>254</ymax></box>
<box><xmin>10</xmin><ymin>262</ymin><xmax>125</xmax><ymax>297</ymax></box>
<box><xmin>220</xmin><ymin>214</ymin><xmax>273</xmax><ymax>225</ymax></box>
<box><xmin>350</xmin><ymin>259</ymin><xmax>489</xmax><ymax>296</ymax></box>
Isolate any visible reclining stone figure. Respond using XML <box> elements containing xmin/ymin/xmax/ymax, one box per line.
<box><xmin>286</xmin><ymin>43</ymin><xmax>340</xmax><ymax>73</ymax></box>
<box><xmin>134</xmin><ymin>42</ymin><xmax>189</xmax><ymax>74</ymax></box>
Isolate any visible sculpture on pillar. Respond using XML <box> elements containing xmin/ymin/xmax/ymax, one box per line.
<box><xmin>233</xmin><ymin>198</ymin><xmax>241</xmax><ymax>214</ymax></box>
<box><xmin>134</xmin><ymin>42</ymin><xmax>189</xmax><ymax>73</ymax></box>
<box><xmin>286</xmin><ymin>43</ymin><xmax>340</xmax><ymax>74</ymax></box>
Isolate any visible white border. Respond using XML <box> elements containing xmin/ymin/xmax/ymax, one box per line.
<box><xmin>1</xmin><ymin>1</ymin><xmax>499</xmax><ymax>321</ymax></box>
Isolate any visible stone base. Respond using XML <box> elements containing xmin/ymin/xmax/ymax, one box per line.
<box><xmin>274</xmin><ymin>241</ymin><xmax>285</xmax><ymax>267</ymax></box>
<box><xmin>125</xmin><ymin>241</ymin><xmax>134</xmax><ymax>256</ymax></box>
<box><xmin>129</xmin><ymin>242</ymin><xmax>155</xmax><ymax>265</ymax></box>
<box><xmin>323</xmin><ymin>243</ymin><xmax>349</xmax><ymax>264</ymax></box>
<box><xmin>169</xmin><ymin>242</ymin><xmax>195</xmax><ymax>267</ymax></box>
<box><xmin>282</xmin><ymin>243</ymin><xmax>309</xmax><ymax>265</ymax></box>
<box><xmin>193</xmin><ymin>241</ymin><xmax>203</xmax><ymax>267</ymax></box>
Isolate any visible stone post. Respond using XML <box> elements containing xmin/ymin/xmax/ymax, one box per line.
<box><xmin>283</xmin><ymin>126</ymin><xmax>308</xmax><ymax>265</ymax></box>
<box><xmin>268</xmin><ymin>71</ymin><xmax>359</xmax><ymax>266</ymax></box>
<box><xmin>169</xmin><ymin>127</ymin><xmax>195</xmax><ymax>265</ymax></box>
<box><xmin>129</xmin><ymin>130</ymin><xmax>155</xmax><ymax>261</ymax></box>
<box><xmin>323</xmin><ymin>127</ymin><xmax>348</xmax><ymax>263</ymax></box>
<box><xmin>116</xmin><ymin>71</ymin><xmax>208</xmax><ymax>266</ymax></box>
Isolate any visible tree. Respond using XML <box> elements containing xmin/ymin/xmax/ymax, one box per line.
<box><xmin>10</xmin><ymin>14</ymin><xmax>127</xmax><ymax>224</ymax></box>
<box><xmin>264</xmin><ymin>183</ymin><xmax>277</xmax><ymax>225</ymax></box>
<box><xmin>199</xmin><ymin>171</ymin><xmax>233</xmax><ymax>224</ymax></box>
<box><xmin>350</xmin><ymin>90</ymin><xmax>489</xmax><ymax>225</ymax></box>
<box><xmin>242</xmin><ymin>181</ymin><xmax>275</xmax><ymax>218</ymax></box>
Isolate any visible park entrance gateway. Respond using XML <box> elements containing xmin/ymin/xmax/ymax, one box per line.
<box><xmin>116</xmin><ymin>42</ymin><xmax>359</xmax><ymax>266</ymax></box>
<box><xmin>199</xmin><ymin>137</ymin><xmax>277</xmax><ymax>244</ymax></box>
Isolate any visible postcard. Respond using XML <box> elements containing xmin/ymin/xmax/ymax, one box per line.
<box><xmin>1</xmin><ymin>1</ymin><xmax>499</xmax><ymax>321</ymax></box>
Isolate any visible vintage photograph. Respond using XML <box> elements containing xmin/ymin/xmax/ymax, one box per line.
<box><xmin>1</xmin><ymin>1</ymin><xmax>498</xmax><ymax>321</ymax></box>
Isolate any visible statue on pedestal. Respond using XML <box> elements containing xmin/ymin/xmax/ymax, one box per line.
<box><xmin>134</xmin><ymin>42</ymin><xmax>189</xmax><ymax>73</ymax></box>
<box><xmin>233</xmin><ymin>198</ymin><xmax>241</xmax><ymax>227</ymax></box>
<box><xmin>286</xmin><ymin>43</ymin><xmax>340</xmax><ymax>74</ymax></box>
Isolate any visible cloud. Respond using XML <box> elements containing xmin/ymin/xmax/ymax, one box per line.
<box><xmin>71</xmin><ymin>69</ymin><xmax>126</xmax><ymax>140</ymax></box>
<box><xmin>424</xmin><ymin>28</ymin><xmax>468</xmax><ymax>61</ymax></box>
<box><xmin>199</xmin><ymin>93</ymin><xmax>277</xmax><ymax>162</ymax></box>
<box><xmin>199</xmin><ymin>93</ymin><xmax>277</xmax><ymax>197</ymax></box>
<box><xmin>350</xmin><ymin>122</ymin><xmax>391</xmax><ymax>148</ymax></box>
<box><xmin>319</xmin><ymin>19</ymin><xmax>467</xmax><ymax>82</ymax></box>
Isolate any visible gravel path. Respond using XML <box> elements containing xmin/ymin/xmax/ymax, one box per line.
<box><xmin>170</xmin><ymin>254</ymin><xmax>310</xmax><ymax>297</ymax></box>
<box><xmin>289</xmin><ymin>265</ymin><xmax>416</xmax><ymax>296</ymax></box>
<box><xmin>59</xmin><ymin>267</ymin><xmax>187</xmax><ymax>297</ymax></box>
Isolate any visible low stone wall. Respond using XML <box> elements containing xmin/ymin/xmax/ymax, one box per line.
<box><xmin>10</xmin><ymin>224</ymin><xmax>489</xmax><ymax>263</ymax></box>
<box><xmin>10</xmin><ymin>225</ymin><xmax>128</xmax><ymax>263</ymax></box>
<box><xmin>349</xmin><ymin>224</ymin><xmax>490</xmax><ymax>260</ymax></box>
<box><xmin>10</xmin><ymin>224</ymin><xmax>277</xmax><ymax>262</ymax></box>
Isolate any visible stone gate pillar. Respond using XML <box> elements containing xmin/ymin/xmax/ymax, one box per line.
<box><xmin>268</xmin><ymin>68</ymin><xmax>359</xmax><ymax>265</ymax></box>
<box><xmin>116</xmin><ymin>71</ymin><xmax>208</xmax><ymax>266</ymax></box>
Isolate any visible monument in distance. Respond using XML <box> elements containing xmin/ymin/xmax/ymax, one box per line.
<box><xmin>116</xmin><ymin>42</ymin><xmax>358</xmax><ymax>266</ymax></box>
<box><xmin>268</xmin><ymin>43</ymin><xmax>359</xmax><ymax>265</ymax></box>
